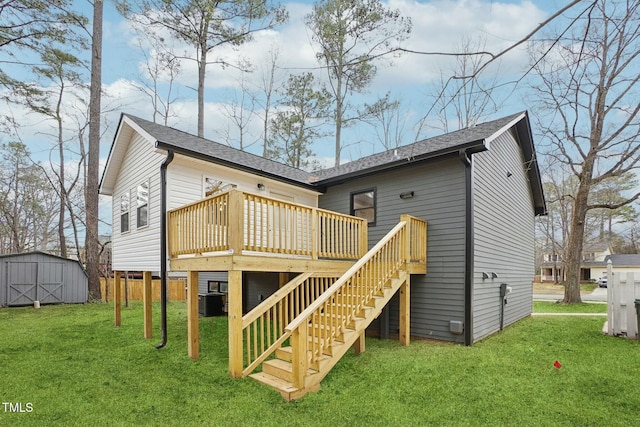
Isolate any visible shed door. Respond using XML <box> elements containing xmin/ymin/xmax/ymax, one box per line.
<box><xmin>7</xmin><ymin>262</ymin><xmax>38</xmax><ymax>306</ymax></box>
<box><xmin>7</xmin><ymin>262</ymin><xmax>65</xmax><ymax>306</ymax></box>
<box><xmin>37</xmin><ymin>262</ymin><xmax>64</xmax><ymax>304</ymax></box>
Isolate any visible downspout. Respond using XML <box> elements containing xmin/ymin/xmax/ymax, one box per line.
<box><xmin>156</xmin><ymin>149</ymin><xmax>174</xmax><ymax>349</ymax></box>
<box><xmin>459</xmin><ymin>149</ymin><xmax>473</xmax><ymax>346</ymax></box>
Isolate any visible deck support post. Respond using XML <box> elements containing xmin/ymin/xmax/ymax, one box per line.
<box><xmin>228</xmin><ymin>270</ymin><xmax>243</xmax><ymax>377</ymax></box>
<box><xmin>114</xmin><ymin>271</ymin><xmax>122</xmax><ymax>327</ymax></box>
<box><xmin>187</xmin><ymin>271</ymin><xmax>199</xmax><ymax>359</ymax></box>
<box><xmin>143</xmin><ymin>271</ymin><xmax>153</xmax><ymax>339</ymax></box>
<box><xmin>353</xmin><ymin>331</ymin><xmax>365</xmax><ymax>355</ymax></box>
<box><xmin>399</xmin><ymin>279</ymin><xmax>410</xmax><ymax>346</ymax></box>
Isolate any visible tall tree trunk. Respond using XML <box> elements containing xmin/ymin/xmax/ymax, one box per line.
<box><xmin>57</xmin><ymin>113</ymin><xmax>67</xmax><ymax>258</ymax></box>
<box><xmin>197</xmin><ymin>43</ymin><xmax>207</xmax><ymax>138</ymax></box>
<box><xmin>563</xmin><ymin>158</ymin><xmax>595</xmax><ymax>303</ymax></box>
<box><xmin>86</xmin><ymin>0</ymin><xmax>103</xmax><ymax>301</ymax></box>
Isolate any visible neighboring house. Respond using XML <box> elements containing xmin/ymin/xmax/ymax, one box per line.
<box><xmin>99</xmin><ymin>111</ymin><xmax>545</xmax><ymax>399</ymax></box>
<box><xmin>539</xmin><ymin>242</ymin><xmax>613</xmax><ymax>283</ymax></box>
<box><xmin>0</xmin><ymin>251</ymin><xmax>88</xmax><ymax>307</ymax></box>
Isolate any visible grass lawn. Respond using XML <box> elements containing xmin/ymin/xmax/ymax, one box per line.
<box><xmin>533</xmin><ymin>301</ymin><xmax>608</xmax><ymax>313</ymax></box>
<box><xmin>1</xmin><ymin>302</ymin><xmax>639</xmax><ymax>427</ymax></box>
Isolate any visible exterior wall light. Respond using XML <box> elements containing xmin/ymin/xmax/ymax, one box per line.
<box><xmin>399</xmin><ymin>191</ymin><xmax>414</xmax><ymax>199</ymax></box>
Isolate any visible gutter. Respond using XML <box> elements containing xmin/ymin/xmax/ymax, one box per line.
<box><xmin>156</xmin><ymin>149</ymin><xmax>174</xmax><ymax>349</ymax></box>
<box><xmin>459</xmin><ymin>148</ymin><xmax>474</xmax><ymax>346</ymax></box>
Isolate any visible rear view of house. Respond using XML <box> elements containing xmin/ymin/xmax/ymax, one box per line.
<box><xmin>99</xmin><ymin>111</ymin><xmax>545</xmax><ymax>399</ymax></box>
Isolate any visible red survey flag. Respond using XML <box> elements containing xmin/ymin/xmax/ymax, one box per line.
<box><xmin>554</xmin><ymin>360</ymin><xmax>562</xmax><ymax>369</ymax></box>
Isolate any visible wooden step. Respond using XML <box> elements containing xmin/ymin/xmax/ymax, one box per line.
<box><xmin>262</xmin><ymin>358</ymin><xmax>318</xmax><ymax>383</ymax></box>
<box><xmin>249</xmin><ymin>372</ymin><xmax>320</xmax><ymax>402</ymax></box>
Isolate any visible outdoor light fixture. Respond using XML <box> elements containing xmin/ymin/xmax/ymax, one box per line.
<box><xmin>257</xmin><ymin>183</ymin><xmax>265</xmax><ymax>190</ymax></box>
<box><xmin>491</xmin><ymin>272</ymin><xmax>498</xmax><ymax>279</ymax></box>
<box><xmin>399</xmin><ymin>191</ymin><xmax>414</xmax><ymax>199</ymax></box>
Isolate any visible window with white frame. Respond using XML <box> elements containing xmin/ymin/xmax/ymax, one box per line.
<box><xmin>137</xmin><ymin>180</ymin><xmax>149</xmax><ymax>228</ymax></box>
<box><xmin>203</xmin><ymin>176</ymin><xmax>235</xmax><ymax>197</ymax></box>
<box><xmin>120</xmin><ymin>193</ymin><xmax>130</xmax><ymax>233</ymax></box>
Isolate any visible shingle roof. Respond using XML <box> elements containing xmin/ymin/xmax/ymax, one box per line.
<box><xmin>313</xmin><ymin>112</ymin><xmax>525</xmax><ymax>183</ymax></box>
<box><xmin>125</xmin><ymin>115</ymin><xmax>316</xmax><ymax>187</ymax></box>
<box><xmin>605</xmin><ymin>254</ymin><xmax>640</xmax><ymax>267</ymax></box>
<box><xmin>104</xmin><ymin>111</ymin><xmax>545</xmax><ymax>214</ymax></box>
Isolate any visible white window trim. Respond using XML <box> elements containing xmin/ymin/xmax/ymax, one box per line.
<box><xmin>136</xmin><ymin>179</ymin><xmax>150</xmax><ymax>229</ymax></box>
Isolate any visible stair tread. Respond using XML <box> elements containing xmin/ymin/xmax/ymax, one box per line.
<box><xmin>250</xmin><ymin>372</ymin><xmax>298</xmax><ymax>393</ymax></box>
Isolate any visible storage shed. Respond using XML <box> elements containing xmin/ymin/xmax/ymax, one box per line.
<box><xmin>0</xmin><ymin>252</ymin><xmax>88</xmax><ymax>307</ymax></box>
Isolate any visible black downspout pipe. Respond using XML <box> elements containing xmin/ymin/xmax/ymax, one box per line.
<box><xmin>459</xmin><ymin>149</ymin><xmax>473</xmax><ymax>346</ymax></box>
<box><xmin>156</xmin><ymin>149</ymin><xmax>174</xmax><ymax>349</ymax></box>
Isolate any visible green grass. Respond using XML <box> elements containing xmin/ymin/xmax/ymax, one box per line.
<box><xmin>1</xmin><ymin>302</ymin><xmax>639</xmax><ymax>427</ymax></box>
<box><xmin>533</xmin><ymin>301</ymin><xmax>608</xmax><ymax>313</ymax></box>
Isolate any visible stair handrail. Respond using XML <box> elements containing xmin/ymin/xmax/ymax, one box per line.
<box><xmin>240</xmin><ymin>272</ymin><xmax>339</xmax><ymax>376</ymax></box>
<box><xmin>284</xmin><ymin>220</ymin><xmax>411</xmax><ymax>388</ymax></box>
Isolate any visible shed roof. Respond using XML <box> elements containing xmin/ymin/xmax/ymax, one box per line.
<box><xmin>0</xmin><ymin>251</ymin><xmax>88</xmax><ymax>276</ymax></box>
<box><xmin>100</xmin><ymin>111</ymin><xmax>546</xmax><ymax>214</ymax></box>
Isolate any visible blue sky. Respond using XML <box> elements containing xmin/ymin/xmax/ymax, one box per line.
<box><xmin>2</xmin><ymin>0</ymin><xmax>574</xmax><ymax>235</ymax></box>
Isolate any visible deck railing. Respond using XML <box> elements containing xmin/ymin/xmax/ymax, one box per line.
<box><xmin>284</xmin><ymin>215</ymin><xmax>427</xmax><ymax>388</ymax></box>
<box><xmin>240</xmin><ymin>273</ymin><xmax>339</xmax><ymax>376</ymax></box>
<box><xmin>168</xmin><ymin>189</ymin><xmax>368</xmax><ymax>260</ymax></box>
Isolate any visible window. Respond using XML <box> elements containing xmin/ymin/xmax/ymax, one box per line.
<box><xmin>120</xmin><ymin>193</ymin><xmax>130</xmax><ymax>233</ymax></box>
<box><xmin>351</xmin><ymin>188</ymin><xmax>376</xmax><ymax>226</ymax></box>
<box><xmin>137</xmin><ymin>180</ymin><xmax>149</xmax><ymax>228</ymax></box>
<box><xmin>203</xmin><ymin>176</ymin><xmax>234</xmax><ymax>197</ymax></box>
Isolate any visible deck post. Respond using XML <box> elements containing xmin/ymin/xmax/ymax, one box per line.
<box><xmin>143</xmin><ymin>271</ymin><xmax>152</xmax><ymax>339</ymax></box>
<box><xmin>187</xmin><ymin>270</ymin><xmax>199</xmax><ymax>359</ymax></box>
<box><xmin>228</xmin><ymin>190</ymin><xmax>244</xmax><ymax>254</ymax></box>
<box><xmin>228</xmin><ymin>270</ymin><xmax>243</xmax><ymax>377</ymax></box>
<box><xmin>114</xmin><ymin>271</ymin><xmax>122</xmax><ymax>327</ymax></box>
<box><xmin>311</xmin><ymin>209</ymin><xmax>318</xmax><ymax>260</ymax></box>
<box><xmin>399</xmin><ymin>278</ymin><xmax>410</xmax><ymax>346</ymax></box>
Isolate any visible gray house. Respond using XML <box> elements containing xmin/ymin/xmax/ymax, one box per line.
<box><xmin>0</xmin><ymin>252</ymin><xmax>88</xmax><ymax>307</ymax></box>
<box><xmin>101</xmin><ymin>110</ymin><xmax>545</xmax><ymax>347</ymax></box>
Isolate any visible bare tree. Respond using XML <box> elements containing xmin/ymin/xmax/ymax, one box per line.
<box><xmin>255</xmin><ymin>47</ymin><xmax>285</xmax><ymax>158</ymax></box>
<box><xmin>218</xmin><ymin>66</ymin><xmax>258</xmax><ymax>151</ymax></box>
<box><xmin>131</xmin><ymin>31</ymin><xmax>182</xmax><ymax>126</ymax></box>
<box><xmin>117</xmin><ymin>0</ymin><xmax>288</xmax><ymax>138</ymax></box>
<box><xmin>530</xmin><ymin>0</ymin><xmax>640</xmax><ymax>303</ymax></box>
<box><xmin>418</xmin><ymin>36</ymin><xmax>502</xmax><ymax>137</ymax></box>
<box><xmin>361</xmin><ymin>93</ymin><xmax>407</xmax><ymax>151</ymax></box>
<box><xmin>0</xmin><ymin>142</ymin><xmax>57</xmax><ymax>253</ymax></box>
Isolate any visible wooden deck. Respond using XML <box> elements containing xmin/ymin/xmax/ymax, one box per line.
<box><xmin>113</xmin><ymin>190</ymin><xmax>427</xmax><ymax>394</ymax></box>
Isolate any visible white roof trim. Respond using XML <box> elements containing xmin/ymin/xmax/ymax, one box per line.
<box><xmin>99</xmin><ymin>115</ymin><xmax>158</xmax><ymax>196</ymax></box>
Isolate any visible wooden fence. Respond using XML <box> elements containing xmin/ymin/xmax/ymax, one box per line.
<box><xmin>607</xmin><ymin>268</ymin><xmax>640</xmax><ymax>339</ymax></box>
<box><xmin>100</xmin><ymin>278</ymin><xmax>187</xmax><ymax>302</ymax></box>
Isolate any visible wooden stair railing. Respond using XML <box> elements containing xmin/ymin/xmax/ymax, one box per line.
<box><xmin>250</xmin><ymin>215</ymin><xmax>427</xmax><ymax>401</ymax></box>
<box><xmin>240</xmin><ymin>272</ymin><xmax>341</xmax><ymax>377</ymax></box>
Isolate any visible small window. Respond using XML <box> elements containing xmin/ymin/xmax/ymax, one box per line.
<box><xmin>120</xmin><ymin>193</ymin><xmax>130</xmax><ymax>233</ymax></box>
<box><xmin>351</xmin><ymin>188</ymin><xmax>376</xmax><ymax>226</ymax></box>
<box><xmin>208</xmin><ymin>281</ymin><xmax>228</xmax><ymax>293</ymax></box>
<box><xmin>137</xmin><ymin>180</ymin><xmax>149</xmax><ymax>228</ymax></box>
<box><xmin>203</xmin><ymin>176</ymin><xmax>234</xmax><ymax>197</ymax></box>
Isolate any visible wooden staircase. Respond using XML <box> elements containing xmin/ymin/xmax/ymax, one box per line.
<box><xmin>244</xmin><ymin>215</ymin><xmax>426</xmax><ymax>401</ymax></box>
<box><xmin>250</xmin><ymin>270</ymin><xmax>409</xmax><ymax>400</ymax></box>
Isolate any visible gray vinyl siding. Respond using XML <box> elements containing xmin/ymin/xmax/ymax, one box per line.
<box><xmin>319</xmin><ymin>156</ymin><xmax>468</xmax><ymax>343</ymax></box>
<box><xmin>472</xmin><ymin>130</ymin><xmax>535</xmax><ymax>342</ymax></box>
<box><xmin>198</xmin><ymin>272</ymin><xmax>228</xmax><ymax>295</ymax></box>
<box><xmin>0</xmin><ymin>252</ymin><xmax>88</xmax><ymax>306</ymax></box>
